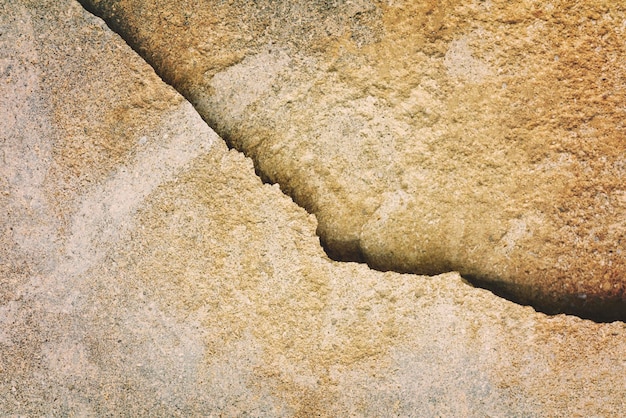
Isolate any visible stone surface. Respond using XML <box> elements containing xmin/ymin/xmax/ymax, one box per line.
<box><xmin>2</xmin><ymin>0</ymin><xmax>626</xmax><ymax>415</ymax></box>
<box><xmin>81</xmin><ymin>0</ymin><xmax>626</xmax><ymax>319</ymax></box>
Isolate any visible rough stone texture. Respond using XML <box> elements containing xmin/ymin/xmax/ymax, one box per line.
<box><xmin>2</xmin><ymin>0</ymin><xmax>626</xmax><ymax>415</ymax></box>
<box><xmin>80</xmin><ymin>0</ymin><xmax>626</xmax><ymax>320</ymax></box>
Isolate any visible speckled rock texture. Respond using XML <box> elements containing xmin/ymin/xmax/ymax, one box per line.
<box><xmin>2</xmin><ymin>0</ymin><xmax>626</xmax><ymax>416</ymax></box>
<box><xmin>80</xmin><ymin>0</ymin><xmax>626</xmax><ymax>320</ymax></box>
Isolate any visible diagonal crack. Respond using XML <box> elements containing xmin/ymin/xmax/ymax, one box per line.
<box><xmin>76</xmin><ymin>0</ymin><xmax>626</xmax><ymax>323</ymax></box>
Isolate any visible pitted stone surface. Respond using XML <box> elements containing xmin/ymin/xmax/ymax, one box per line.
<box><xmin>81</xmin><ymin>0</ymin><xmax>626</xmax><ymax>319</ymax></box>
<box><xmin>1</xmin><ymin>0</ymin><xmax>626</xmax><ymax>415</ymax></box>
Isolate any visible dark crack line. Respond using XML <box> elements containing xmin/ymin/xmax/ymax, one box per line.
<box><xmin>76</xmin><ymin>0</ymin><xmax>624</xmax><ymax>323</ymax></box>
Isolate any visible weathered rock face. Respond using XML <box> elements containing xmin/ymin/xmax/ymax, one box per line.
<box><xmin>2</xmin><ymin>0</ymin><xmax>626</xmax><ymax>415</ymax></box>
<box><xmin>81</xmin><ymin>0</ymin><xmax>626</xmax><ymax>319</ymax></box>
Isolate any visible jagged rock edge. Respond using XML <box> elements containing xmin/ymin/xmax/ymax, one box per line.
<box><xmin>75</xmin><ymin>0</ymin><xmax>623</xmax><ymax>324</ymax></box>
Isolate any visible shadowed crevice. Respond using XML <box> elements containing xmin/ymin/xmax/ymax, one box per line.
<box><xmin>77</xmin><ymin>0</ymin><xmax>625</xmax><ymax>324</ymax></box>
<box><xmin>464</xmin><ymin>275</ymin><xmax>626</xmax><ymax>323</ymax></box>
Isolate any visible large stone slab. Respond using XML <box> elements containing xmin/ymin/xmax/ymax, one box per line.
<box><xmin>2</xmin><ymin>0</ymin><xmax>626</xmax><ymax>415</ymax></box>
<box><xmin>81</xmin><ymin>0</ymin><xmax>626</xmax><ymax>319</ymax></box>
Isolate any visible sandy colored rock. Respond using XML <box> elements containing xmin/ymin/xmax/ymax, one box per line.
<box><xmin>81</xmin><ymin>0</ymin><xmax>626</xmax><ymax>320</ymax></box>
<box><xmin>2</xmin><ymin>0</ymin><xmax>626</xmax><ymax>415</ymax></box>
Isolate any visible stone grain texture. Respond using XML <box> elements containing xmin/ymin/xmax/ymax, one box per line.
<box><xmin>2</xmin><ymin>0</ymin><xmax>626</xmax><ymax>416</ymax></box>
<box><xmin>81</xmin><ymin>0</ymin><xmax>626</xmax><ymax>320</ymax></box>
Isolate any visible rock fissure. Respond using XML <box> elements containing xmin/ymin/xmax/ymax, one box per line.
<box><xmin>3</xmin><ymin>1</ymin><xmax>626</xmax><ymax>415</ymax></box>
<box><xmin>77</xmin><ymin>0</ymin><xmax>625</xmax><ymax>322</ymax></box>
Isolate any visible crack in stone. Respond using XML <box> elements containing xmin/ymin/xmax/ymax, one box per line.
<box><xmin>76</xmin><ymin>0</ymin><xmax>624</xmax><ymax>323</ymax></box>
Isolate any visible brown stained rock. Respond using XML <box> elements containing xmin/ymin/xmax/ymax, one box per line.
<box><xmin>2</xmin><ymin>0</ymin><xmax>626</xmax><ymax>415</ymax></box>
<box><xmin>80</xmin><ymin>0</ymin><xmax>626</xmax><ymax>320</ymax></box>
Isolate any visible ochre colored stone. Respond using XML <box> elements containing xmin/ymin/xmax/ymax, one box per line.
<box><xmin>82</xmin><ymin>0</ymin><xmax>626</xmax><ymax>319</ymax></box>
<box><xmin>2</xmin><ymin>0</ymin><xmax>626</xmax><ymax>415</ymax></box>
